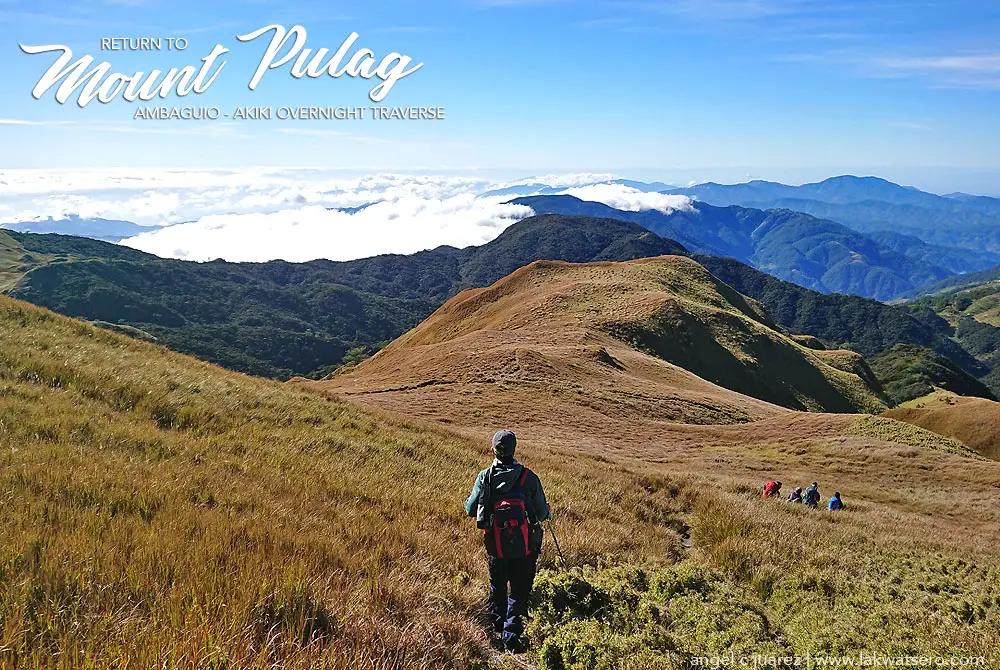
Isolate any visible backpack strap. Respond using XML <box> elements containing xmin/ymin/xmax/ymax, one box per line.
<box><xmin>479</xmin><ymin>466</ymin><xmax>494</xmax><ymax>520</ymax></box>
<box><xmin>517</xmin><ymin>466</ymin><xmax>538</xmax><ymax>523</ymax></box>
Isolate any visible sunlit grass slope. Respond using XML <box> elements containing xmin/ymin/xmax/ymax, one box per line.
<box><xmin>0</xmin><ymin>295</ymin><xmax>689</xmax><ymax>668</ymax></box>
<box><xmin>2</xmin><ymin>292</ymin><xmax>1000</xmax><ymax>668</ymax></box>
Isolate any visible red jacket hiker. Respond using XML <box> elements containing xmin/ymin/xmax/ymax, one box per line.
<box><xmin>763</xmin><ymin>480</ymin><xmax>782</xmax><ymax>498</ymax></box>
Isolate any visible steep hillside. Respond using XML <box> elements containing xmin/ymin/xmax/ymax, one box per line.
<box><xmin>865</xmin><ymin>230</ymin><xmax>1000</xmax><ymax>275</ymax></box>
<box><xmin>320</xmin><ymin>256</ymin><xmax>885</xmax><ymax>418</ymax></box>
<box><xmin>869</xmin><ymin>344</ymin><xmax>996</xmax><ymax>405</ymax></box>
<box><xmin>697</xmin><ymin>256</ymin><xmax>999</xmax><ymax>401</ymax></box>
<box><xmin>0</xmin><ymin>230</ymin><xmax>28</xmax><ymax>291</ymax></box>
<box><xmin>885</xmin><ymin>391</ymin><xmax>1000</xmax><ymax>460</ymax></box>
<box><xmin>512</xmin><ymin>195</ymin><xmax>951</xmax><ymax>300</ymax></box>
<box><xmin>907</xmin><ymin>280</ymin><xmax>1000</xmax><ymax>393</ymax></box>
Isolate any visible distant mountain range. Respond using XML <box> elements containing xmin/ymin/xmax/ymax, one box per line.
<box><xmin>482</xmin><ymin>178</ymin><xmax>673</xmax><ymax>198</ymax></box>
<box><xmin>512</xmin><ymin>194</ymin><xmax>954</xmax><ymax>301</ymax></box>
<box><xmin>663</xmin><ymin>175</ymin><xmax>1000</xmax><ymax>254</ymax></box>
<box><xmin>1</xmin><ymin>215</ymin><xmax>157</xmax><ymax>242</ymax></box>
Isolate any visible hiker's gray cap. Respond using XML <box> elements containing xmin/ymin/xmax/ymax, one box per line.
<box><xmin>492</xmin><ymin>429</ymin><xmax>517</xmax><ymax>454</ymax></box>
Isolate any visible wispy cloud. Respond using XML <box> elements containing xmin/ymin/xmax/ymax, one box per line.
<box><xmin>273</xmin><ymin>128</ymin><xmax>392</xmax><ymax>144</ymax></box>
<box><xmin>888</xmin><ymin>120</ymin><xmax>934</xmax><ymax>131</ymax></box>
<box><xmin>171</xmin><ymin>22</ymin><xmax>243</xmax><ymax>35</ymax></box>
<box><xmin>789</xmin><ymin>50</ymin><xmax>1000</xmax><ymax>89</ymax></box>
<box><xmin>877</xmin><ymin>53</ymin><xmax>1000</xmax><ymax>77</ymax></box>
<box><xmin>368</xmin><ymin>26</ymin><xmax>441</xmax><ymax>34</ymax></box>
<box><xmin>0</xmin><ymin>118</ymin><xmax>74</xmax><ymax>126</ymax></box>
<box><xmin>562</xmin><ymin>0</ymin><xmax>903</xmax><ymax>43</ymax></box>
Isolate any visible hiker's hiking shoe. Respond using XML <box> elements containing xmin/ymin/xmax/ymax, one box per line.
<box><xmin>504</xmin><ymin>637</ymin><xmax>529</xmax><ymax>654</ymax></box>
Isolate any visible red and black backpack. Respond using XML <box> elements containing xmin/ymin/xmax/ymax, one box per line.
<box><xmin>481</xmin><ymin>466</ymin><xmax>542</xmax><ymax>558</ymax></box>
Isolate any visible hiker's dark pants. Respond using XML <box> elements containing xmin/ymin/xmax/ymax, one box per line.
<box><xmin>487</xmin><ymin>553</ymin><xmax>538</xmax><ymax>642</ymax></box>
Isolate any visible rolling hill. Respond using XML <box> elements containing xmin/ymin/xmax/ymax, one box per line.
<box><xmin>885</xmin><ymin>391</ymin><xmax>1000</xmax><ymax>460</ymax></box>
<box><xmin>511</xmin><ymin>195</ymin><xmax>952</xmax><ymax>300</ymax></box>
<box><xmin>296</xmin><ymin>254</ymin><xmax>1000</xmax><ymax>664</ymax></box>
<box><xmin>314</xmin><ymin>256</ymin><xmax>886</xmax><ymax>421</ymax></box>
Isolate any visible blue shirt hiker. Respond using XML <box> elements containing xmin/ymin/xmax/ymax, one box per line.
<box><xmin>828</xmin><ymin>492</ymin><xmax>844</xmax><ymax>511</ymax></box>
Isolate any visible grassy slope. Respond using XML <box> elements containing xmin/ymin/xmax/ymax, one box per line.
<box><xmin>2</xmin><ymin>295</ymin><xmax>1000</xmax><ymax>666</ymax></box>
<box><xmin>0</xmin><ymin>231</ymin><xmax>39</xmax><ymax>292</ymax></box>
<box><xmin>885</xmin><ymin>391</ymin><xmax>1000</xmax><ymax>461</ymax></box>
<box><xmin>701</xmin><ymin>255</ymin><xmax>1000</xmax><ymax>402</ymax></box>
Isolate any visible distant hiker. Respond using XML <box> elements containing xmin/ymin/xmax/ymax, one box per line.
<box><xmin>804</xmin><ymin>482</ymin><xmax>821</xmax><ymax>509</ymax></box>
<box><xmin>464</xmin><ymin>429</ymin><xmax>550</xmax><ymax>654</ymax></box>
<box><xmin>828</xmin><ymin>492</ymin><xmax>845</xmax><ymax>511</ymax></box>
<box><xmin>787</xmin><ymin>487</ymin><xmax>803</xmax><ymax>504</ymax></box>
<box><xmin>762</xmin><ymin>480</ymin><xmax>782</xmax><ymax>498</ymax></box>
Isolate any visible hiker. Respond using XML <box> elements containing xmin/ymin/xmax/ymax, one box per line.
<box><xmin>804</xmin><ymin>482</ymin><xmax>821</xmax><ymax>509</ymax></box>
<box><xmin>762</xmin><ymin>480</ymin><xmax>782</xmax><ymax>498</ymax></box>
<box><xmin>464</xmin><ymin>429</ymin><xmax>550</xmax><ymax>654</ymax></box>
<box><xmin>787</xmin><ymin>486</ymin><xmax>803</xmax><ymax>504</ymax></box>
<box><xmin>828</xmin><ymin>492</ymin><xmax>845</xmax><ymax>511</ymax></box>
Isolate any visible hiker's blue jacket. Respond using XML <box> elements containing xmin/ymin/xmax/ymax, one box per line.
<box><xmin>465</xmin><ymin>458</ymin><xmax>551</xmax><ymax>521</ymax></box>
<box><xmin>828</xmin><ymin>497</ymin><xmax>844</xmax><ymax>511</ymax></box>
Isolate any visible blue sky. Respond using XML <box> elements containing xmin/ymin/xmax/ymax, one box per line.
<box><xmin>2</xmin><ymin>0</ymin><xmax>1000</xmax><ymax>192</ymax></box>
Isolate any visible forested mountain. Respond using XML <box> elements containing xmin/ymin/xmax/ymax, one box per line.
<box><xmin>512</xmin><ymin>195</ymin><xmax>952</xmax><ymax>300</ymax></box>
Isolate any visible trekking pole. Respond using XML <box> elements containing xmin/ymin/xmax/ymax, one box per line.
<box><xmin>547</xmin><ymin>517</ymin><xmax>566</xmax><ymax>567</ymax></box>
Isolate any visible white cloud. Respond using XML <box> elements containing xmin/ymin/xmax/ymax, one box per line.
<box><xmin>559</xmin><ymin>183</ymin><xmax>694</xmax><ymax>214</ymax></box>
<box><xmin>120</xmin><ymin>196</ymin><xmax>534</xmax><ymax>262</ymax></box>
<box><xmin>0</xmin><ymin>169</ymin><xmax>499</xmax><ymax>227</ymax></box>
<box><xmin>1</xmin><ymin>168</ymin><xmax>696</xmax><ymax>263</ymax></box>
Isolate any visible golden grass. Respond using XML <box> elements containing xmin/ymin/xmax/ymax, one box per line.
<box><xmin>845</xmin><ymin>414</ymin><xmax>978</xmax><ymax>457</ymax></box>
<box><xmin>886</xmin><ymin>392</ymin><xmax>1000</xmax><ymax>461</ymax></box>
<box><xmin>0</xmin><ymin>231</ymin><xmax>31</xmax><ymax>292</ymax></box>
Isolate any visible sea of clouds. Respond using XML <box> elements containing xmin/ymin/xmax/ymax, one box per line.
<box><xmin>0</xmin><ymin>168</ymin><xmax>692</xmax><ymax>262</ymax></box>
